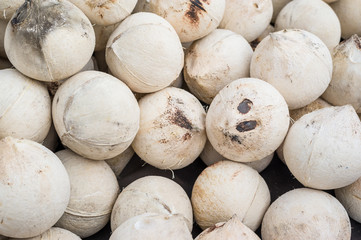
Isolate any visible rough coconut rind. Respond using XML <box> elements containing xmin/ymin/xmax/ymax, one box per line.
<box><xmin>111</xmin><ymin>176</ymin><xmax>193</xmax><ymax>232</ymax></box>
<box><xmin>106</xmin><ymin>12</ymin><xmax>184</xmax><ymax>93</ymax></box>
<box><xmin>134</xmin><ymin>0</ymin><xmax>226</xmax><ymax>43</ymax></box>
<box><xmin>8</xmin><ymin>227</ymin><xmax>81</xmax><ymax>240</ymax></box>
<box><xmin>250</xmin><ymin>29</ymin><xmax>333</xmax><ymax>109</ymax></box>
<box><xmin>0</xmin><ymin>137</ymin><xmax>70</xmax><ymax>238</ymax></box>
<box><xmin>191</xmin><ymin>160</ymin><xmax>271</xmax><ymax>231</ymax></box>
<box><xmin>206</xmin><ymin>78</ymin><xmax>289</xmax><ymax>163</ymax></box>
<box><xmin>110</xmin><ymin>213</ymin><xmax>193</xmax><ymax>240</ymax></box>
<box><xmin>331</xmin><ymin>0</ymin><xmax>361</xmax><ymax>39</ymax></box>
<box><xmin>261</xmin><ymin>188</ymin><xmax>351</xmax><ymax>240</ymax></box>
<box><xmin>4</xmin><ymin>0</ymin><xmax>95</xmax><ymax>82</ymax></box>
<box><xmin>52</xmin><ymin>70</ymin><xmax>140</xmax><ymax>160</ymax></box>
<box><xmin>335</xmin><ymin>177</ymin><xmax>361</xmax><ymax>223</ymax></box>
<box><xmin>283</xmin><ymin>105</ymin><xmax>361</xmax><ymax>190</ymax></box>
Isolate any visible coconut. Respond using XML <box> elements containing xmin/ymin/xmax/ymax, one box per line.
<box><xmin>111</xmin><ymin>176</ymin><xmax>193</xmax><ymax>232</ymax></box>
<box><xmin>262</xmin><ymin>188</ymin><xmax>351</xmax><ymax>240</ymax></box>
<box><xmin>105</xmin><ymin>146</ymin><xmax>134</xmax><ymax>177</ymax></box>
<box><xmin>322</xmin><ymin>35</ymin><xmax>361</xmax><ymax>113</ymax></box>
<box><xmin>8</xmin><ymin>227</ymin><xmax>81</xmax><ymax>240</ymax></box>
<box><xmin>4</xmin><ymin>0</ymin><xmax>95</xmax><ymax>82</ymax></box>
<box><xmin>275</xmin><ymin>0</ymin><xmax>341</xmax><ymax>51</ymax></box>
<box><xmin>284</xmin><ymin>105</ymin><xmax>361</xmax><ymax>190</ymax></box>
<box><xmin>219</xmin><ymin>0</ymin><xmax>273</xmax><ymax>42</ymax></box>
<box><xmin>134</xmin><ymin>0</ymin><xmax>225</xmax><ymax>43</ymax></box>
<box><xmin>250</xmin><ymin>29</ymin><xmax>333</xmax><ymax>109</ymax></box>
<box><xmin>94</xmin><ymin>23</ymin><xmax>119</xmax><ymax>52</ymax></box>
<box><xmin>206</xmin><ymin>78</ymin><xmax>289</xmax><ymax>163</ymax></box>
<box><xmin>52</xmin><ymin>70</ymin><xmax>140</xmax><ymax>160</ymax></box>
<box><xmin>106</xmin><ymin>12</ymin><xmax>184</xmax><ymax>93</ymax></box>
<box><xmin>331</xmin><ymin>0</ymin><xmax>361</xmax><ymax>39</ymax></box>
<box><xmin>132</xmin><ymin>87</ymin><xmax>206</xmax><ymax>170</ymax></box>
<box><xmin>0</xmin><ymin>137</ymin><xmax>70</xmax><ymax>238</ymax></box>
<box><xmin>0</xmin><ymin>20</ymin><xmax>6</xmax><ymax>58</ymax></box>
<box><xmin>335</xmin><ymin>177</ymin><xmax>361</xmax><ymax>223</ymax></box>
<box><xmin>0</xmin><ymin>0</ymin><xmax>23</xmax><ymax>21</ymax></box>
<box><xmin>271</xmin><ymin>0</ymin><xmax>291</xmax><ymax>23</ymax></box>
<box><xmin>184</xmin><ymin>29</ymin><xmax>253</xmax><ymax>104</ymax></box>
<box><xmin>110</xmin><ymin>213</ymin><xmax>193</xmax><ymax>240</ymax></box>
<box><xmin>0</xmin><ymin>69</ymin><xmax>51</xmax><ymax>142</ymax></box>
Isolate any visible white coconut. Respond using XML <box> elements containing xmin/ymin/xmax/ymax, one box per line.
<box><xmin>331</xmin><ymin>0</ymin><xmax>361</xmax><ymax>39</ymax></box>
<box><xmin>8</xmin><ymin>227</ymin><xmax>81</xmax><ymax>240</ymax></box>
<box><xmin>195</xmin><ymin>215</ymin><xmax>261</xmax><ymax>240</ymax></box>
<box><xmin>111</xmin><ymin>176</ymin><xmax>193</xmax><ymax>232</ymax></box>
<box><xmin>206</xmin><ymin>78</ymin><xmax>289</xmax><ymax>163</ymax></box>
<box><xmin>261</xmin><ymin>188</ymin><xmax>351</xmax><ymax>240</ymax></box>
<box><xmin>192</xmin><ymin>160</ymin><xmax>270</xmax><ymax>231</ymax></box>
<box><xmin>335</xmin><ymin>177</ymin><xmax>361</xmax><ymax>223</ymax></box>
<box><xmin>275</xmin><ymin>0</ymin><xmax>341</xmax><ymax>51</ymax></box>
<box><xmin>284</xmin><ymin>105</ymin><xmax>361</xmax><ymax>190</ymax></box>
<box><xmin>0</xmin><ymin>137</ymin><xmax>70</xmax><ymax>238</ymax></box>
<box><xmin>134</xmin><ymin>0</ymin><xmax>225</xmax><ymax>43</ymax></box>
<box><xmin>105</xmin><ymin>146</ymin><xmax>134</xmax><ymax>177</ymax></box>
<box><xmin>106</xmin><ymin>12</ymin><xmax>184</xmax><ymax>93</ymax></box>
<box><xmin>4</xmin><ymin>0</ymin><xmax>95</xmax><ymax>82</ymax></box>
<box><xmin>0</xmin><ymin>69</ymin><xmax>51</xmax><ymax>142</ymax></box>
<box><xmin>271</xmin><ymin>0</ymin><xmax>291</xmax><ymax>23</ymax></box>
<box><xmin>250</xmin><ymin>29</ymin><xmax>333</xmax><ymax>109</ymax></box>
<box><xmin>94</xmin><ymin>23</ymin><xmax>119</xmax><ymax>52</ymax></box>
<box><xmin>0</xmin><ymin>0</ymin><xmax>23</xmax><ymax>21</ymax></box>
<box><xmin>0</xmin><ymin>20</ymin><xmax>6</xmax><ymax>58</ymax></box>
<box><xmin>67</xmin><ymin>0</ymin><xmax>137</xmax><ymax>26</ymax></box>
<box><xmin>322</xmin><ymin>35</ymin><xmax>361</xmax><ymax>113</ymax></box>
<box><xmin>219</xmin><ymin>0</ymin><xmax>273</xmax><ymax>42</ymax></box>
<box><xmin>0</xmin><ymin>58</ymin><xmax>11</xmax><ymax>69</ymax></box>
<box><xmin>132</xmin><ymin>87</ymin><xmax>206</xmax><ymax>170</ymax></box>
<box><xmin>110</xmin><ymin>213</ymin><xmax>193</xmax><ymax>240</ymax></box>
<box><xmin>184</xmin><ymin>29</ymin><xmax>253</xmax><ymax>104</ymax></box>
<box><xmin>54</xmin><ymin>149</ymin><xmax>119</xmax><ymax>238</ymax></box>
<box><xmin>52</xmin><ymin>70</ymin><xmax>140</xmax><ymax>160</ymax></box>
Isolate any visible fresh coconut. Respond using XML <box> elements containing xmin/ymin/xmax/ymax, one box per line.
<box><xmin>4</xmin><ymin>0</ymin><xmax>95</xmax><ymax>82</ymax></box>
<box><xmin>250</xmin><ymin>29</ymin><xmax>333</xmax><ymax>109</ymax></box>
<box><xmin>219</xmin><ymin>0</ymin><xmax>273</xmax><ymax>42</ymax></box>
<box><xmin>331</xmin><ymin>0</ymin><xmax>361</xmax><ymax>39</ymax></box>
<box><xmin>0</xmin><ymin>0</ymin><xmax>23</xmax><ymax>21</ymax></box>
<box><xmin>134</xmin><ymin>0</ymin><xmax>226</xmax><ymax>43</ymax></box>
<box><xmin>271</xmin><ymin>0</ymin><xmax>291</xmax><ymax>23</ymax></box>
<box><xmin>0</xmin><ymin>137</ymin><xmax>70</xmax><ymax>238</ymax></box>
<box><xmin>52</xmin><ymin>70</ymin><xmax>140</xmax><ymax>160</ymax></box>
<box><xmin>132</xmin><ymin>87</ymin><xmax>206</xmax><ymax>170</ymax></box>
<box><xmin>0</xmin><ymin>20</ymin><xmax>6</xmax><ymax>58</ymax></box>
<box><xmin>110</xmin><ymin>213</ymin><xmax>193</xmax><ymax>240</ymax></box>
<box><xmin>67</xmin><ymin>0</ymin><xmax>137</xmax><ymax>26</ymax></box>
<box><xmin>105</xmin><ymin>146</ymin><xmax>134</xmax><ymax>177</ymax></box>
<box><xmin>275</xmin><ymin>0</ymin><xmax>341</xmax><ymax>51</ymax></box>
<box><xmin>0</xmin><ymin>69</ymin><xmax>51</xmax><ymax>142</ymax></box>
<box><xmin>206</xmin><ymin>78</ymin><xmax>289</xmax><ymax>163</ymax></box>
<box><xmin>106</xmin><ymin>12</ymin><xmax>184</xmax><ymax>93</ymax></box>
<box><xmin>335</xmin><ymin>177</ymin><xmax>361</xmax><ymax>223</ymax></box>
<box><xmin>262</xmin><ymin>188</ymin><xmax>351</xmax><ymax>240</ymax></box>
<box><xmin>8</xmin><ymin>227</ymin><xmax>81</xmax><ymax>240</ymax></box>
<box><xmin>184</xmin><ymin>29</ymin><xmax>253</xmax><ymax>104</ymax></box>
<box><xmin>322</xmin><ymin>35</ymin><xmax>361</xmax><ymax>113</ymax></box>
<box><xmin>111</xmin><ymin>176</ymin><xmax>193</xmax><ymax>232</ymax></box>
<box><xmin>93</xmin><ymin>23</ymin><xmax>119</xmax><ymax>52</ymax></box>
<box><xmin>192</xmin><ymin>160</ymin><xmax>271</xmax><ymax>231</ymax></box>
<box><xmin>284</xmin><ymin>105</ymin><xmax>361</xmax><ymax>190</ymax></box>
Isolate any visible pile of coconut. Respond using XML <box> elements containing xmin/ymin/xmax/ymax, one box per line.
<box><xmin>1</xmin><ymin>0</ymin><xmax>361</xmax><ymax>239</ymax></box>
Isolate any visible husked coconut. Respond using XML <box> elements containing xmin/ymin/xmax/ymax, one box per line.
<box><xmin>54</xmin><ymin>150</ymin><xmax>119</xmax><ymax>238</ymax></box>
<box><xmin>111</xmin><ymin>176</ymin><xmax>193</xmax><ymax>232</ymax></box>
<box><xmin>271</xmin><ymin>0</ymin><xmax>291</xmax><ymax>23</ymax></box>
<box><xmin>192</xmin><ymin>160</ymin><xmax>271</xmax><ymax>231</ymax></box>
<box><xmin>262</xmin><ymin>188</ymin><xmax>351</xmax><ymax>240</ymax></box>
<box><xmin>110</xmin><ymin>213</ymin><xmax>193</xmax><ymax>240</ymax></box>
<box><xmin>331</xmin><ymin>0</ymin><xmax>361</xmax><ymax>39</ymax></box>
<box><xmin>184</xmin><ymin>29</ymin><xmax>253</xmax><ymax>104</ymax></box>
<box><xmin>52</xmin><ymin>70</ymin><xmax>140</xmax><ymax>160</ymax></box>
<box><xmin>275</xmin><ymin>0</ymin><xmax>341</xmax><ymax>51</ymax></box>
<box><xmin>219</xmin><ymin>0</ymin><xmax>273</xmax><ymax>42</ymax></box>
<box><xmin>322</xmin><ymin>35</ymin><xmax>361</xmax><ymax>113</ymax></box>
<box><xmin>106</xmin><ymin>12</ymin><xmax>184</xmax><ymax>93</ymax></box>
<box><xmin>335</xmin><ymin>177</ymin><xmax>361</xmax><ymax>223</ymax></box>
<box><xmin>0</xmin><ymin>137</ymin><xmax>70</xmax><ymax>238</ymax></box>
<box><xmin>195</xmin><ymin>215</ymin><xmax>261</xmax><ymax>240</ymax></box>
<box><xmin>94</xmin><ymin>23</ymin><xmax>119</xmax><ymax>52</ymax></box>
<box><xmin>67</xmin><ymin>0</ymin><xmax>137</xmax><ymax>26</ymax></box>
<box><xmin>284</xmin><ymin>105</ymin><xmax>361</xmax><ymax>190</ymax></box>
<box><xmin>134</xmin><ymin>0</ymin><xmax>225</xmax><ymax>43</ymax></box>
<box><xmin>0</xmin><ymin>0</ymin><xmax>23</xmax><ymax>21</ymax></box>
<box><xmin>250</xmin><ymin>29</ymin><xmax>333</xmax><ymax>109</ymax></box>
<box><xmin>0</xmin><ymin>20</ymin><xmax>6</xmax><ymax>58</ymax></box>
<box><xmin>8</xmin><ymin>227</ymin><xmax>81</xmax><ymax>240</ymax></box>
<box><xmin>105</xmin><ymin>146</ymin><xmax>134</xmax><ymax>177</ymax></box>
<box><xmin>0</xmin><ymin>69</ymin><xmax>51</xmax><ymax>142</ymax></box>
<box><xmin>132</xmin><ymin>87</ymin><xmax>206</xmax><ymax>170</ymax></box>
<box><xmin>206</xmin><ymin>78</ymin><xmax>289</xmax><ymax>163</ymax></box>
<box><xmin>4</xmin><ymin>0</ymin><xmax>95</xmax><ymax>82</ymax></box>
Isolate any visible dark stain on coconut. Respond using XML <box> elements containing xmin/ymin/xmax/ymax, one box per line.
<box><xmin>224</xmin><ymin>131</ymin><xmax>242</xmax><ymax>144</ymax></box>
<box><xmin>186</xmin><ymin>0</ymin><xmax>207</xmax><ymax>24</ymax></box>
<box><xmin>236</xmin><ymin>120</ymin><xmax>257</xmax><ymax>132</ymax></box>
<box><xmin>182</xmin><ymin>132</ymin><xmax>192</xmax><ymax>141</ymax></box>
<box><xmin>169</xmin><ymin>108</ymin><xmax>193</xmax><ymax>130</ymax></box>
<box><xmin>237</xmin><ymin>99</ymin><xmax>253</xmax><ymax>114</ymax></box>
